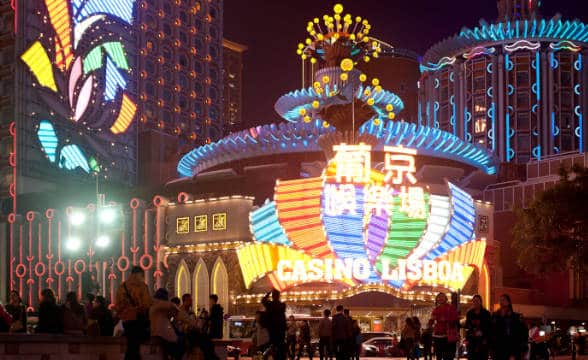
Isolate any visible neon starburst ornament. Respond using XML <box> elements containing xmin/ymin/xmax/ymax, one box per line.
<box><xmin>298</xmin><ymin>4</ymin><xmax>382</xmax><ymax>67</ymax></box>
<box><xmin>20</xmin><ymin>0</ymin><xmax>138</xmax><ymax>173</ymax></box>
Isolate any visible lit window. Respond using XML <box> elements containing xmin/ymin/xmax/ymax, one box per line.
<box><xmin>474</xmin><ymin>118</ymin><xmax>487</xmax><ymax>134</ymax></box>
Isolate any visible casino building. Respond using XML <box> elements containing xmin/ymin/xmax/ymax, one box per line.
<box><xmin>4</xmin><ymin>4</ymin><xmax>501</xmax><ymax>333</ymax></box>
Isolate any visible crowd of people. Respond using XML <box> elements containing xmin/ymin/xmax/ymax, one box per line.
<box><xmin>0</xmin><ymin>266</ymin><xmax>225</xmax><ymax>360</ymax></box>
<box><xmin>0</xmin><ymin>274</ymin><xmax>574</xmax><ymax>360</ymax></box>
<box><xmin>248</xmin><ymin>291</ymin><xmax>552</xmax><ymax>360</ymax></box>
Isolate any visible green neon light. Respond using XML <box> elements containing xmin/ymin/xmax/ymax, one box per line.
<box><xmin>375</xmin><ymin>193</ymin><xmax>430</xmax><ymax>273</ymax></box>
<box><xmin>84</xmin><ymin>46</ymin><xmax>103</xmax><ymax>74</ymax></box>
<box><xmin>83</xmin><ymin>42</ymin><xmax>129</xmax><ymax>74</ymax></box>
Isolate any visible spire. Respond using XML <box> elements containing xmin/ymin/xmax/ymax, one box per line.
<box><xmin>497</xmin><ymin>0</ymin><xmax>540</xmax><ymax>20</ymax></box>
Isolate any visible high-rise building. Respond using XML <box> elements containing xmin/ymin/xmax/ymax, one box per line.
<box><xmin>0</xmin><ymin>1</ymin><xmax>224</xmax><ymax>201</ymax></box>
<box><xmin>419</xmin><ymin>2</ymin><xmax>587</xmax><ymax>165</ymax></box>
<box><xmin>137</xmin><ymin>0</ymin><xmax>224</xmax><ymax>187</ymax></box>
<box><xmin>222</xmin><ymin>38</ymin><xmax>246</xmax><ymax>133</ymax></box>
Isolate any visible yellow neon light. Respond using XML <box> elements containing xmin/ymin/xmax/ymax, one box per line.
<box><xmin>110</xmin><ymin>94</ymin><xmax>136</xmax><ymax>134</ymax></box>
<box><xmin>21</xmin><ymin>41</ymin><xmax>58</xmax><ymax>92</ymax></box>
<box><xmin>46</xmin><ymin>0</ymin><xmax>74</xmax><ymax>70</ymax></box>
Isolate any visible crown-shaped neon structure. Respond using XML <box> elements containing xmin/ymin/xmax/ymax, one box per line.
<box><xmin>297</xmin><ymin>4</ymin><xmax>382</xmax><ymax>67</ymax></box>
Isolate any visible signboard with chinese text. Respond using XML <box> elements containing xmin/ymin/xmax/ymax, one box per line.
<box><xmin>238</xmin><ymin>144</ymin><xmax>486</xmax><ymax>292</ymax></box>
<box><xmin>166</xmin><ymin>197</ymin><xmax>253</xmax><ymax>245</ymax></box>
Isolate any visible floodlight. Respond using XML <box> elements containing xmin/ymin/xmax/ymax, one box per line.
<box><xmin>69</xmin><ymin>211</ymin><xmax>86</xmax><ymax>226</ymax></box>
<box><xmin>99</xmin><ymin>207</ymin><xmax>117</xmax><ymax>224</ymax></box>
<box><xmin>65</xmin><ymin>237</ymin><xmax>82</xmax><ymax>251</ymax></box>
<box><xmin>96</xmin><ymin>235</ymin><xmax>110</xmax><ymax>248</ymax></box>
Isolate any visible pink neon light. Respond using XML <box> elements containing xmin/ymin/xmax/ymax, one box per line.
<box><xmin>74</xmin><ymin>75</ymin><xmax>93</xmax><ymax>121</ymax></box>
<box><xmin>69</xmin><ymin>57</ymin><xmax>82</xmax><ymax>108</ymax></box>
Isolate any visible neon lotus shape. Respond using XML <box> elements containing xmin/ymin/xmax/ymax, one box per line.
<box><xmin>238</xmin><ymin>147</ymin><xmax>486</xmax><ymax>292</ymax></box>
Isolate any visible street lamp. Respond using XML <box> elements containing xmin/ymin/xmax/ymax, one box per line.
<box><xmin>65</xmin><ymin>236</ymin><xmax>82</xmax><ymax>251</ymax></box>
<box><xmin>98</xmin><ymin>207</ymin><xmax>117</xmax><ymax>224</ymax></box>
<box><xmin>95</xmin><ymin>234</ymin><xmax>111</xmax><ymax>248</ymax></box>
<box><xmin>69</xmin><ymin>211</ymin><xmax>86</xmax><ymax>226</ymax></box>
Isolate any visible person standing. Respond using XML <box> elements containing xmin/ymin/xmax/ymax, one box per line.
<box><xmin>429</xmin><ymin>292</ymin><xmax>459</xmax><ymax>360</ymax></box>
<box><xmin>209</xmin><ymin>294</ymin><xmax>223</xmax><ymax>339</ymax></box>
<box><xmin>343</xmin><ymin>309</ymin><xmax>354</xmax><ymax>359</ymax></box>
<box><xmin>297</xmin><ymin>320</ymin><xmax>312</xmax><ymax>360</ymax></box>
<box><xmin>465</xmin><ymin>295</ymin><xmax>491</xmax><ymax>360</ymax></box>
<box><xmin>318</xmin><ymin>309</ymin><xmax>332</xmax><ymax>360</ymax></box>
<box><xmin>37</xmin><ymin>288</ymin><xmax>63</xmax><ymax>334</ymax></box>
<box><xmin>5</xmin><ymin>291</ymin><xmax>27</xmax><ymax>333</ymax></box>
<box><xmin>491</xmin><ymin>294</ymin><xmax>527</xmax><ymax>360</ymax></box>
<box><xmin>331</xmin><ymin>305</ymin><xmax>349</xmax><ymax>360</ymax></box>
<box><xmin>262</xmin><ymin>289</ymin><xmax>287</xmax><ymax>360</ymax></box>
<box><xmin>351</xmin><ymin>319</ymin><xmax>361</xmax><ymax>360</ymax></box>
<box><xmin>252</xmin><ymin>310</ymin><xmax>271</xmax><ymax>355</ymax></box>
<box><xmin>421</xmin><ymin>325</ymin><xmax>433</xmax><ymax>360</ymax></box>
<box><xmin>402</xmin><ymin>317</ymin><xmax>417</xmax><ymax>360</ymax></box>
<box><xmin>149</xmin><ymin>288</ymin><xmax>184</xmax><ymax>360</ymax></box>
<box><xmin>412</xmin><ymin>317</ymin><xmax>422</xmax><ymax>360</ymax></box>
<box><xmin>115</xmin><ymin>265</ymin><xmax>152</xmax><ymax>360</ymax></box>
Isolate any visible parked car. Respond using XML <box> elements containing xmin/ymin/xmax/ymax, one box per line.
<box><xmin>359</xmin><ymin>331</ymin><xmax>394</xmax><ymax>344</ymax></box>
<box><xmin>361</xmin><ymin>336</ymin><xmax>397</xmax><ymax>357</ymax></box>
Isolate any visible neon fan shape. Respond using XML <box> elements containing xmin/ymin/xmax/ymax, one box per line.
<box><xmin>177</xmin><ymin>119</ymin><xmax>499</xmax><ymax>178</ymax></box>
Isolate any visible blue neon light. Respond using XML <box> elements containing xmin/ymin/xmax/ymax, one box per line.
<box><xmin>551</xmin><ymin>112</ymin><xmax>560</xmax><ymax>137</ymax></box>
<box><xmin>575</xmin><ymin>106</ymin><xmax>583</xmax><ymax>152</ymax></box>
<box><xmin>535</xmin><ymin>52</ymin><xmax>541</xmax><ymax>101</ymax></box>
<box><xmin>506</xmin><ymin>113</ymin><xmax>512</xmax><ymax>161</ymax></box>
<box><xmin>104</xmin><ymin>57</ymin><xmax>126</xmax><ymax>101</ymax></box>
<box><xmin>250</xmin><ymin>201</ymin><xmax>291</xmax><ymax>246</ymax></box>
<box><xmin>37</xmin><ymin>120</ymin><xmax>58</xmax><ymax>162</ymax></box>
<box><xmin>72</xmin><ymin>0</ymin><xmax>137</xmax><ymax>26</ymax></box>
<box><xmin>488</xmin><ymin>103</ymin><xmax>496</xmax><ymax>151</ymax></box>
<box><xmin>59</xmin><ymin>145</ymin><xmax>90</xmax><ymax>173</ymax></box>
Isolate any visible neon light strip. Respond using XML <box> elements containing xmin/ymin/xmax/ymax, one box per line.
<box><xmin>407</xmin><ymin>195</ymin><xmax>450</xmax><ymax>262</ymax></box>
<box><xmin>59</xmin><ymin>144</ymin><xmax>90</xmax><ymax>173</ymax></box>
<box><xmin>104</xmin><ymin>57</ymin><xmax>126</xmax><ymax>101</ymax></box>
<box><xmin>21</xmin><ymin>41</ymin><xmax>58</xmax><ymax>92</ymax></box>
<box><xmin>45</xmin><ymin>0</ymin><xmax>73</xmax><ymax>71</ymax></box>
<box><xmin>73</xmin><ymin>0</ymin><xmax>137</xmax><ymax>26</ymax></box>
<box><xmin>425</xmin><ymin>183</ymin><xmax>475</xmax><ymax>259</ymax></box>
<box><xmin>110</xmin><ymin>93</ymin><xmax>136</xmax><ymax>134</ymax></box>
<box><xmin>74</xmin><ymin>75</ymin><xmax>94</xmax><ymax>121</ymax></box>
<box><xmin>73</xmin><ymin>14</ymin><xmax>105</xmax><ymax>49</ymax></box>
<box><xmin>549</xmin><ymin>40</ymin><xmax>581</xmax><ymax>52</ymax></box>
<box><xmin>37</xmin><ymin>121</ymin><xmax>58</xmax><ymax>162</ymax></box>
<box><xmin>274</xmin><ymin>177</ymin><xmax>332</xmax><ymax>258</ymax></box>
<box><xmin>250</xmin><ymin>201</ymin><xmax>291</xmax><ymax>246</ymax></box>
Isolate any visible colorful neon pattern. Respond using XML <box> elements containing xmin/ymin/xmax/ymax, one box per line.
<box><xmin>420</xmin><ymin>56</ymin><xmax>456</xmax><ymax>73</ymax></box>
<box><xmin>504</xmin><ymin>40</ymin><xmax>541</xmax><ymax>52</ymax></box>
<box><xmin>177</xmin><ymin>119</ymin><xmax>499</xmax><ymax>178</ymax></box>
<box><xmin>423</xmin><ymin>18</ymin><xmax>588</xmax><ymax>71</ymax></box>
<box><xmin>20</xmin><ymin>0</ymin><xmax>137</xmax><ymax>174</ymax></box>
<box><xmin>462</xmin><ymin>46</ymin><xmax>496</xmax><ymax>60</ymax></box>
<box><xmin>549</xmin><ymin>40</ymin><xmax>581</xmax><ymax>52</ymax></box>
<box><xmin>239</xmin><ymin>146</ymin><xmax>484</xmax><ymax>292</ymax></box>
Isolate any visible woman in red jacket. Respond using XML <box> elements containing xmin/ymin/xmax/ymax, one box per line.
<box><xmin>429</xmin><ymin>292</ymin><xmax>459</xmax><ymax>360</ymax></box>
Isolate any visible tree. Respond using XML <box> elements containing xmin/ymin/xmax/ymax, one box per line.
<box><xmin>512</xmin><ymin>165</ymin><xmax>588</xmax><ymax>279</ymax></box>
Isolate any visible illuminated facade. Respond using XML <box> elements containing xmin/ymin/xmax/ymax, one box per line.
<box><xmin>419</xmin><ymin>2</ymin><xmax>588</xmax><ymax>165</ymax></box>
<box><xmin>222</xmin><ymin>39</ymin><xmax>247</xmax><ymax>132</ymax></box>
<box><xmin>13</xmin><ymin>0</ymin><xmax>139</xmax><ymax>189</ymax></box>
<box><xmin>137</xmin><ymin>0</ymin><xmax>224</xmax><ymax>187</ymax></box>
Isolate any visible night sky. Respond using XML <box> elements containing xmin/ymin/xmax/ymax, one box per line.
<box><xmin>224</xmin><ymin>0</ymin><xmax>588</xmax><ymax>129</ymax></box>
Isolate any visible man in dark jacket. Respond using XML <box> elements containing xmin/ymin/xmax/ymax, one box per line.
<box><xmin>465</xmin><ymin>295</ymin><xmax>492</xmax><ymax>360</ymax></box>
<box><xmin>209</xmin><ymin>294</ymin><xmax>224</xmax><ymax>339</ymax></box>
<box><xmin>331</xmin><ymin>305</ymin><xmax>350</xmax><ymax>360</ymax></box>
<box><xmin>262</xmin><ymin>289</ymin><xmax>287</xmax><ymax>360</ymax></box>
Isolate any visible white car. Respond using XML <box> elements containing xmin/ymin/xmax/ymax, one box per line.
<box><xmin>361</xmin><ymin>336</ymin><xmax>396</xmax><ymax>357</ymax></box>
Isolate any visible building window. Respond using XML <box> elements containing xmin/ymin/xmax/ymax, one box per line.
<box><xmin>474</xmin><ymin>118</ymin><xmax>487</xmax><ymax>134</ymax></box>
<box><xmin>212</xmin><ymin>213</ymin><xmax>226</xmax><ymax>231</ymax></box>
<box><xmin>516</xmin><ymin>113</ymin><xmax>530</xmax><ymax>130</ymax></box>
<box><xmin>517</xmin><ymin>92</ymin><xmax>529</xmax><ymax>108</ymax></box>
<box><xmin>194</xmin><ymin>215</ymin><xmax>207</xmax><ymax>232</ymax></box>
<box><xmin>175</xmin><ymin>260</ymin><xmax>191</xmax><ymax>298</ymax></box>
<box><xmin>516</xmin><ymin>71</ymin><xmax>529</xmax><ymax>86</ymax></box>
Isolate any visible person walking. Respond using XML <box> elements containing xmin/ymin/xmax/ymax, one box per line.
<box><xmin>262</xmin><ymin>289</ymin><xmax>287</xmax><ymax>360</ymax></box>
<box><xmin>115</xmin><ymin>265</ymin><xmax>151</xmax><ymax>360</ymax></box>
<box><xmin>36</xmin><ymin>288</ymin><xmax>63</xmax><ymax>334</ymax></box>
<box><xmin>286</xmin><ymin>315</ymin><xmax>298</xmax><ymax>360</ymax></box>
<box><xmin>5</xmin><ymin>291</ymin><xmax>27</xmax><ymax>333</ymax></box>
<box><xmin>412</xmin><ymin>317</ymin><xmax>422</xmax><ymax>360</ymax></box>
<box><xmin>209</xmin><ymin>294</ymin><xmax>224</xmax><ymax>339</ymax></box>
<box><xmin>252</xmin><ymin>310</ymin><xmax>271</xmax><ymax>355</ymax></box>
<box><xmin>318</xmin><ymin>309</ymin><xmax>332</xmax><ymax>360</ymax></box>
<box><xmin>429</xmin><ymin>292</ymin><xmax>459</xmax><ymax>360</ymax></box>
<box><xmin>149</xmin><ymin>288</ymin><xmax>184</xmax><ymax>360</ymax></box>
<box><xmin>331</xmin><ymin>305</ymin><xmax>349</xmax><ymax>360</ymax></box>
<box><xmin>491</xmin><ymin>294</ymin><xmax>528</xmax><ymax>360</ymax></box>
<box><xmin>297</xmin><ymin>320</ymin><xmax>312</xmax><ymax>360</ymax></box>
<box><xmin>90</xmin><ymin>295</ymin><xmax>114</xmax><ymax>336</ymax></box>
<box><xmin>465</xmin><ymin>295</ymin><xmax>491</xmax><ymax>360</ymax></box>
<box><xmin>343</xmin><ymin>309</ymin><xmax>354</xmax><ymax>359</ymax></box>
<box><xmin>421</xmin><ymin>324</ymin><xmax>433</xmax><ymax>360</ymax></box>
<box><xmin>402</xmin><ymin>317</ymin><xmax>417</xmax><ymax>360</ymax></box>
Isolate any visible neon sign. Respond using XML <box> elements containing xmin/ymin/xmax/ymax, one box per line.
<box><xmin>238</xmin><ymin>144</ymin><xmax>486</xmax><ymax>292</ymax></box>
